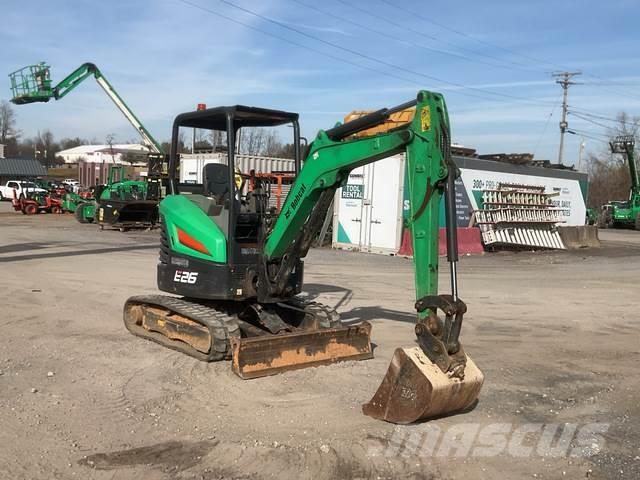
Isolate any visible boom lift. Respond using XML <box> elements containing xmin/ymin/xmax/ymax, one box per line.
<box><xmin>9</xmin><ymin>62</ymin><xmax>163</xmax><ymax>155</ymax></box>
<box><xmin>599</xmin><ymin>135</ymin><xmax>640</xmax><ymax>230</ymax></box>
<box><xmin>9</xmin><ymin>62</ymin><xmax>165</xmax><ymax>228</ymax></box>
<box><xmin>124</xmin><ymin>90</ymin><xmax>483</xmax><ymax>424</ymax></box>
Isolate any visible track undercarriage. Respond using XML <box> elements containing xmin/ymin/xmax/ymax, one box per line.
<box><xmin>124</xmin><ymin>295</ymin><xmax>373</xmax><ymax>378</ymax></box>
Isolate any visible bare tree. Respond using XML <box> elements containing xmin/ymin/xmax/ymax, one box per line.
<box><xmin>37</xmin><ymin>129</ymin><xmax>59</xmax><ymax>167</ymax></box>
<box><xmin>194</xmin><ymin>129</ymin><xmax>212</xmax><ymax>151</ymax></box>
<box><xmin>161</xmin><ymin>131</ymin><xmax>189</xmax><ymax>155</ymax></box>
<box><xmin>240</xmin><ymin>128</ymin><xmax>267</xmax><ymax>155</ymax></box>
<box><xmin>586</xmin><ymin>153</ymin><xmax>630</xmax><ymax>207</ymax></box>
<box><xmin>208</xmin><ymin>130</ymin><xmax>227</xmax><ymax>152</ymax></box>
<box><xmin>606</xmin><ymin>112</ymin><xmax>640</xmax><ymax>141</ymax></box>
<box><xmin>59</xmin><ymin>137</ymin><xmax>88</xmax><ymax>150</ymax></box>
<box><xmin>105</xmin><ymin>133</ymin><xmax>116</xmax><ymax>164</ymax></box>
<box><xmin>586</xmin><ymin>112</ymin><xmax>640</xmax><ymax>208</ymax></box>
<box><xmin>263</xmin><ymin>130</ymin><xmax>282</xmax><ymax>156</ymax></box>
<box><xmin>0</xmin><ymin>100</ymin><xmax>18</xmax><ymax>144</ymax></box>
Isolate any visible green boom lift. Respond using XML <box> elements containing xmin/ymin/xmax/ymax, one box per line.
<box><xmin>9</xmin><ymin>62</ymin><xmax>163</xmax><ymax>154</ymax></box>
<box><xmin>123</xmin><ymin>91</ymin><xmax>484</xmax><ymax>424</ymax></box>
<box><xmin>9</xmin><ymin>62</ymin><xmax>164</xmax><ymax>228</ymax></box>
<box><xmin>599</xmin><ymin>135</ymin><xmax>640</xmax><ymax>230</ymax></box>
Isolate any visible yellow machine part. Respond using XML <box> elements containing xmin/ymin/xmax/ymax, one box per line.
<box><xmin>343</xmin><ymin>108</ymin><xmax>415</xmax><ymax>138</ymax></box>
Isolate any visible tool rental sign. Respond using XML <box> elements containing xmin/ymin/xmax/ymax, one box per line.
<box><xmin>458</xmin><ymin>168</ymin><xmax>587</xmax><ymax>226</ymax></box>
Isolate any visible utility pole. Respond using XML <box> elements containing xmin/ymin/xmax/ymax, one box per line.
<box><xmin>553</xmin><ymin>71</ymin><xmax>581</xmax><ymax>165</ymax></box>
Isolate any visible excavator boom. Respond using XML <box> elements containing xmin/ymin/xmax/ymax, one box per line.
<box><xmin>235</xmin><ymin>91</ymin><xmax>484</xmax><ymax>422</ymax></box>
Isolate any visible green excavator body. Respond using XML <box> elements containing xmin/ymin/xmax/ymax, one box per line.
<box><xmin>124</xmin><ymin>91</ymin><xmax>483</xmax><ymax>423</ymax></box>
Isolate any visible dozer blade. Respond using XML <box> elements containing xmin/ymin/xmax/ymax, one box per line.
<box><xmin>362</xmin><ymin>347</ymin><xmax>483</xmax><ymax>424</ymax></box>
<box><xmin>231</xmin><ymin>322</ymin><xmax>373</xmax><ymax>379</ymax></box>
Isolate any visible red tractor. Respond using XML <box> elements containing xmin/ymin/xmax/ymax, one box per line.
<box><xmin>12</xmin><ymin>190</ymin><xmax>64</xmax><ymax>215</ymax></box>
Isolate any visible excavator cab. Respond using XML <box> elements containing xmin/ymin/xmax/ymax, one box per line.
<box><xmin>124</xmin><ymin>105</ymin><xmax>374</xmax><ymax>376</ymax></box>
<box><xmin>160</xmin><ymin>106</ymin><xmax>306</xmax><ymax>301</ymax></box>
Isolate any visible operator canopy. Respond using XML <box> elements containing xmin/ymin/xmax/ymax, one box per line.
<box><xmin>173</xmin><ymin>105</ymin><xmax>299</xmax><ymax>130</ymax></box>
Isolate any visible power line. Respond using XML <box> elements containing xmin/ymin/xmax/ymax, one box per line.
<box><xmin>375</xmin><ymin>0</ymin><xmax>640</xmax><ymax>102</ymax></box>
<box><xmin>567</xmin><ymin>128</ymin><xmax>610</xmax><ymax>142</ymax></box>
<box><xmin>289</xmin><ymin>0</ymin><xmax>544</xmax><ymax>74</ymax></box>
<box><xmin>568</xmin><ymin>111</ymin><xmax>613</xmax><ymax>130</ymax></box>
<box><xmin>580</xmin><ymin>73</ymin><xmax>640</xmax><ymax>102</ymax></box>
<box><xmin>568</xmin><ymin>107</ymin><xmax>640</xmax><ymax>125</ymax></box>
<box><xmin>207</xmin><ymin>0</ymin><xmax>555</xmax><ymax>106</ymax></box>
<box><xmin>532</xmin><ymin>94</ymin><xmax>562</xmax><ymax>157</ymax></box>
<box><xmin>582</xmin><ymin>81</ymin><xmax>640</xmax><ymax>87</ymax></box>
<box><xmin>173</xmin><ymin>0</ymin><xmax>450</xmax><ymax>94</ymax></box>
<box><xmin>176</xmin><ymin>0</ymin><xmax>507</xmax><ymax>104</ymax></box>
<box><xmin>376</xmin><ymin>0</ymin><xmax>557</xmax><ymax>71</ymax></box>
<box><xmin>333</xmin><ymin>0</ymin><xmax>546</xmax><ymax>74</ymax></box>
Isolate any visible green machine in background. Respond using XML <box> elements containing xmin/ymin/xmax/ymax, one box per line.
<box><xmin>62</xmin><ymin>191</ymin><xmax>91</xmax><ymax>215</ymax></box>
<box><xmin>72</xmin><ymin>165</ymin><xmax>160</xmax><ymax>230</ymax></box>
<box><xmin>599</xmin><ymin>135</ymin><xmax>640</xmax><ymax>230</ymax></box>
<box><xmin>94</xmin><ymin>165</ymin><xmax>160</xmax><ymax>231</ymax></box>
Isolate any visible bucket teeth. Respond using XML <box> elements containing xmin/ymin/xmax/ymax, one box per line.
<box><xmin>362</xmin><ymin>347</ymin><xmax>484</xmax><ymax>424</ymax></box>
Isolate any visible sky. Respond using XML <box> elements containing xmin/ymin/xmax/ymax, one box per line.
<box><xmin>1</xmin><ymin>0</ymin><xmax>640</xmax><ymax>165</ymax></box>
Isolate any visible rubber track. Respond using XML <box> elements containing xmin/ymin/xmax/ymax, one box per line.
<box><xmin>124</xmin><ymin>295</ymin><xmax>342</xmax><ymax>362</ymax></box>
<box><xmin>124</xmin><ymin>295</ymin><xmax>240</xmax><ymax>362</ymax></box>
<box><xmin>285</xmin><ymin>297</ymin><xmax>342</xmax><ymax>329</ymax></box>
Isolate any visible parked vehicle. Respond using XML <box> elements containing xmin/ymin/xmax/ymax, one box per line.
<box><xmin>11</xmin><ymin>189</ymin><xmax>63</xmax><ymax>214</ymax></box>
<box><xmin>598</xmin><ymin>136</ymin><xmax>640</xmax><ymax>230</ymax></box>
<box><xmin>62</xmin><ymin>179</ymin><xmax>81</xmax><ymax>193</ymax></box>
<box><xmin>62</xmin><ymin>190</ymin><xmax>94</xmax><ymax>214</ymax></box>
<box><xmin>0</xmin><ymin>180</ymin><xmax>47</xmax><ymax>201</ymax></box>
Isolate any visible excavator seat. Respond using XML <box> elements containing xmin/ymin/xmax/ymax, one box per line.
<box><xmin>203</xmin><ymin>163</ymin><xmax>230</xmax><ymax>203</ymax></box>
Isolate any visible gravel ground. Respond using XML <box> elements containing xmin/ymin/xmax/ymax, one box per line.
<box><xmin>0</xmin><ymin>203</ymin><xmax>639</xmax><ymax>479</ymax></box>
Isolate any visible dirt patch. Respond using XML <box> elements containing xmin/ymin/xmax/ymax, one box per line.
<box><xmin>1</xmin><ymin>216</ymin><xmax>639</xmax><ymax>479</ymax></box>
<box><xmin>78</xmin><ymin>440</ymin><xmax>217</xmax><ymax>471</ymax></box>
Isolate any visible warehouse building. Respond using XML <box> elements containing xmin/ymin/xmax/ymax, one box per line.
<box><xmin>332</xmin><ymin>153</ymin><xmax>588</xmax><ymax>254</ymax></box>
<box><xmin>0</xmin><ymin>157</ymin><xmax>48</xmax><ymax>184</ymax></box>
<box><xmin>55</xmin><ymin>144</ymin><xmax>150</xmax><ymax>166</ymax></box>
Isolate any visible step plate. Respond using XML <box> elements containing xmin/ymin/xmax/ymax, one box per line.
<box><xmin>231</xmin><ymin>322</ymin><xmax>373</xmax><ymax>379</ymax></box>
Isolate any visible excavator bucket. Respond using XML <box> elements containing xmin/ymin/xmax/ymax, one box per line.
<box><xmin>231</xmin><ymin>322</ymin><xmax>373</xmax><ymax>379</ymax></box>
<box><xmin>362</xmin><ymin>347</ymin><xmax>484</xmax><ymax>424</ymax></box>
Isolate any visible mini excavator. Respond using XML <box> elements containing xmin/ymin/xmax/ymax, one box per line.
<box><xmin>124</xmin><ymin>90</ymin><xmax>484</xmax><ymax>424</ymax></box>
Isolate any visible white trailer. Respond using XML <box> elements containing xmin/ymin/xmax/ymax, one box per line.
<box><xmin>179</xmin><ymin>153</ymin><xmax>295</xmax><ymax>184</ymax></box>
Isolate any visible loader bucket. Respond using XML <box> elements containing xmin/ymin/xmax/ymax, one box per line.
<box><xmin>116</xmin><ymin>201</ymin><xmax>158</xmax><ymax>224</ymax></box>
<box><xmin>362</xmin><ymin>347</ymin><xmax>483</xmax><ymax>424</ymax></box>
<box><xmin>230</xmin><ymin>322</ymin><xmax>373</xmax><ymax>379</ymax></box>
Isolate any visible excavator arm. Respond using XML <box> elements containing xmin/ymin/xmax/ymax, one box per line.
<box><xmin>262</xmin><ymin>91</ymin><xmax>450</xmax><ymax>316</ymax></box>
<box><xmin>258</xmin><ymin>91</ymin><xmax>483</xmax><ymax>423</ymax></box>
